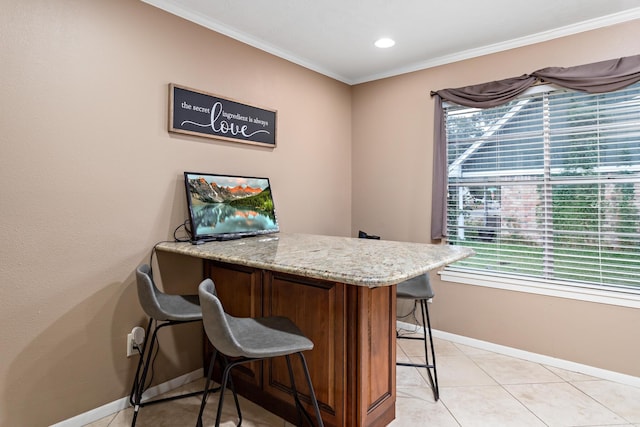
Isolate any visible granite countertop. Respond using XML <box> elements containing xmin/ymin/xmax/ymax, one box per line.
<box><xmin>156</xmin><ymin>233</ymin><xmax>475</xmax><ymax>287</ymax></box>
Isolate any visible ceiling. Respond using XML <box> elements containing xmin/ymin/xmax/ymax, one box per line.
<box><xmin>142</xmin><ymin>0</ymin><xmax>640</xmax><ymax>85</ymax></box>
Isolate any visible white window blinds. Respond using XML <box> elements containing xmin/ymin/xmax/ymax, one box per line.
<box><xmin>445</xmin><ymin>82</ymin><xmax>640</xmax><ymax>291</ymax></box>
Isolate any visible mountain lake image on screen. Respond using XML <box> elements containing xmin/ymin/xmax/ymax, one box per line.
<box><xmin>184</xmin><ymin>172</ymin><xmax>279</xmax><ymax>242</ymax></box>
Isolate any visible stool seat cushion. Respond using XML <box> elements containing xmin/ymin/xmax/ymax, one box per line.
<box><xmin>396</xmin><ymin>274</ymin><xmax>434</xmax><ymax>300</ymax></box>
<box><xmin>225</xmin><ymin>316</ymin><xmax>314</xmax><ymax>359</ymax></box>
<box><xmin>199</xmin><ymin>279</ymin><xmax>314</xmax><ymax>359</ymax></box>
<box><xmin>154</xmin><ymin>293</ymin><xmax>202</xmax><ymax>322</ymax></box>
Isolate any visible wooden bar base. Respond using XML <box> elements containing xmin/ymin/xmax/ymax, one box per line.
<box><xmin>204</xmin><ymin>260</ymin><xmax>396</xmax><ymax>427</ymax></box>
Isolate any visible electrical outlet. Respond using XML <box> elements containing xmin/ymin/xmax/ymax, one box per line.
<box><xmin>127</xmin><ymin>333</ymin><xmax>136</xmax><ymax>357</ymax></box>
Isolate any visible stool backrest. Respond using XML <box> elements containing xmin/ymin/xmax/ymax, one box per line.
<box><xmin>398</xmin><ymin>273</ymin><xmax>435</xmax><ymax>299</ymax></box>
<box><xmin>198</xmin><ymin>279</ymin><xmax>244</xmax><ymax>357</ymax></box>
<box><xmin>135</xmin><ymin>264</ymin><xmax>169</xmax><ymax>320</ymax></box>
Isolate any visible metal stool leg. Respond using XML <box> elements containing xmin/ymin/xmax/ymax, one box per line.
<box><xmin>396</xmin><ymin>299</ymin><xmax>439</xmax><ymax>401</ymax></box>
<box><xmin>286</xmin><ymin>355</ymin><xmax>308</xmax><ymax>426</ymax></box>
<box><xmin>196</xmin><ymin>351</ymin><xmax>242</xmax><ymax>427</ymax></box>
<box><xmin>131</xmin><ymin>319</ymin><xmax>160</xmax><ymax>426</ymax></box>
<box><xmin>297</xmin><ymin>352</ymin><xmax>324</xmax><ymax>427</ymax></box>
<box><xmin>214</xmin><ymin>361</ymin><xmax>233</xmax><ymax>427</ymax></box>
<box><xmin>420</xmin><ymin>299</ymin><xmax>439</xmax><ymax>401</ymax></box>
<box><xmin>220</xmin><ymin>355</ymin><xmax>243</xmax><ymax>426</ymax></box>
<box><xmin>196</xmin><ymin>349</ymin><xmax>217</xmax><ymax>427</ymax></box>
<box><xmin>129</xmin><ymin>319</ymin><xmax>153</xmax><ymax>408</ymax></box>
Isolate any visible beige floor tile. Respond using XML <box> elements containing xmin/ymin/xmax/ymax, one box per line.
<box><xmin>119</xmin><ymin>378</ymin><xmax>213</xmax><ymax>426</ymax></box>
<box><xmin>396</xmin><ymin>365</ymin><xmax>429</xmax><ymax>388</ymax></box>
<box><xmin>94</xmin><ymin>379</ymin><xmax>285</xmax><ymax>427</ymax></box>
<box><xmin>440</xmin><ymin>385</ymin><xmax>546</xmax><ymax>426</ymax></box>
<box><xmin>572</xmin><ymin>380</ymin><xmax>640</xmax><ymax>424</ymax></box>
<box><xmin>396</xmin><ymin>326</ymin><xmax>423</xmax><ymax>337</ymax></box>
<box><xmin>505</xmin><ymin>382</ymin><xmax>627</xmax><ymax>426</ymax></box>
<box><xmin>396</xmin><ymin>342</ymin><xmax>411</xmax><ymax>363</ymax></box>
<box><xmin>83</xmin><ymin>413</ymin><xmax>117</xmax><ymax>427</ymax></box>
<box><xmin>390</xmin><ymin>387</ymin><xmax>459</xmax><ymax>426</ymax></box>
<box><xmin>94</xmin><ymin>409</ymin><xmax>132</xmax><ymax>427</ymax></box>
<box><xmin>453</xmin><ymin>342</ymin><xmax>499</xmax><ymax>357</ymax></box>
<box><xmin>583</xmin><ymin>424</ymin><xmax>633</xmax><ymax>426</ymax></box>
<box><xmin>396</xmin><ymin>384</ymin><xmax>437</xmax><ymax>404</ymax></box>
<box><xmin>544</xmin><ymin>365</ymin><xmax>598</xmax><ymax>382</ymax></box>
<box><xmin>397</xmin><ymin>334</ymin><xmax>464</xmax><ymax>359</ymax></box>
<box><xmin>127</xmin><ymin>395</ymin><xmax>205</xmax><ymax>426</ymax></box>
<box><xmin>434</xmin><ymin>355</ymin><xmax>498</xmax><ymax>387</ymax></box>
<box><xmin>434</xmin><ymin>338</ymin><xmax>468</xmax><ymax>358</ymax></box>
<box><xmin>396</xmin><ymin>334</ymin><xmax>428</xmax><ymax>358</ymax></box>
<box><xmin>198</xmin><ymin>394</ymin><xmax>284</xmax><ymax>427</ymax></box>
<box><xmin>471</xmin><ymin>353</ymin><xmax>563</xmax><ymax>384</ymax></box>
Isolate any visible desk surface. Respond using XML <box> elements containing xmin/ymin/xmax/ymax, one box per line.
<box><xmin>156</xmin><ymin>233</ymin><xmax>474</xmax><ymax>287</ymax></box>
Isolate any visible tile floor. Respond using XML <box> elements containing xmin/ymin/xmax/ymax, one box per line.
<box><xmin>87</xmin><ymin>334</ymin><xmax>640</xmax><ymax>426</ymax></box>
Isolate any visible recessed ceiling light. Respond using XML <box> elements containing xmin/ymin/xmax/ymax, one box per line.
<box><xmin>374</xmin><ymin>38</ymin><xmax>395</xmax><ymax>48</ymax></box>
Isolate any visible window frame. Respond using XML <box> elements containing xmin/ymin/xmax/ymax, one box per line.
<box><xmin>441</xmin><ymin>83</ymin><xmax>640</xmax><ymax>307</ymax></box>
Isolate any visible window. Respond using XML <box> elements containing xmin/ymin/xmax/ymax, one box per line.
<box><xmin>445</xmin><ymin>82</ymin><xmax>640</xmax><ymax>293</ymax></box>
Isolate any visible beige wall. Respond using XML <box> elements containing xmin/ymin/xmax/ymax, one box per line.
<box><xmin>352</xmin><ymin>20</ymin><xmax>640</xmax><ymax>377</ymax></box>
<box><xmin>0</xmin><ymin>0</ymin><xmax>351</xmax><ymax>425</ymax></box>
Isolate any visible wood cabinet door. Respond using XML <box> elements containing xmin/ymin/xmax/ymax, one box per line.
<box><xmin>345</xmin><ymin>284</ymin><xmax>397</xmax><ymax>427</ymax></box>
<box><xmin>262</xmin><ymin>271</ymin><xmax>346</xmax><ymax>427</ymax></box>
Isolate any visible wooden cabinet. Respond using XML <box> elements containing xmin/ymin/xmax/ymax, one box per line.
<box><xmin>204</xmin><ymin>260</ymin><xmax>396</xmax><ymax>427</ymax></box>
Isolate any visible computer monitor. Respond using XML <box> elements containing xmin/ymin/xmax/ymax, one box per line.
<box><xmin>184</xmin><ymin>172</ymin><xmax>279</xmax><ymax>243</ymax></box>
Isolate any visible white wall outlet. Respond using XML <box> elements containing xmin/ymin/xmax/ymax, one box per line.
<box><xmin>126</xmin><ymin>333</ymin><xmax>136</xmax><ymax>357</ymax></box>
<box><xmin>127</xmin><ymin>326</ymin><xmax>145</xmax><ymax>357</ymax></box>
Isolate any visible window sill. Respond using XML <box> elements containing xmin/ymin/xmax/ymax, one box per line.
<box><xmin>439</xmin><ymin>268</ymin><xmax>640</xmax><ymax>309</ymax></box>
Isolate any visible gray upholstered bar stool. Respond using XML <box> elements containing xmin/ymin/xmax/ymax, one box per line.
<box><xmin>196</xmin><ymin>278</ymin><xmax>324</xmax><ymax>427</ymax></box>
<box><xmin>130</xmin><ymin>264</ymin><xmax>239</xmax><ymax>426</ymax></box>
<box><xmin>396</xmin><ymin>273</ymin><xmax>439</xmax><ymax>401</ymax></box>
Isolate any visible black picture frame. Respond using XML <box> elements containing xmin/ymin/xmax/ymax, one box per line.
<box><xmin>169</xmin><ymin>83</ymin><xmax>277</xmax><ymax>147</ymax></box>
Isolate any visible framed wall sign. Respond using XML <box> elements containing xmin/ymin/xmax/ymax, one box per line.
<box><xmin>168</xmin><ymin>83</ymin><xmax>277</xmax><ymax>148</ymax></box>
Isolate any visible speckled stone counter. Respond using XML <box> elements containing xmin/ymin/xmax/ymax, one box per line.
<box><xmin>155</xmin><ymin>232</ymin><xmax>474</xmax><ymax>287</ymax></box>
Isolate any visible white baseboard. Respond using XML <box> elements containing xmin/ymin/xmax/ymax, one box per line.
<box><xmin>396</xmin><ymin>320</ymin><xmax>640</xmax><ymax>389</ymax></box>
<box><xmin>49</xmin><ymin>369</ymin><xmax>204</xmax><ymax>427</ymax></box>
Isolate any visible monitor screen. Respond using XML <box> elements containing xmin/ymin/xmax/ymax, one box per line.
<box><xmin>184</xmin><ymin>172</ymin><xmax>279</xmax><ymax>243</ymax></box>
